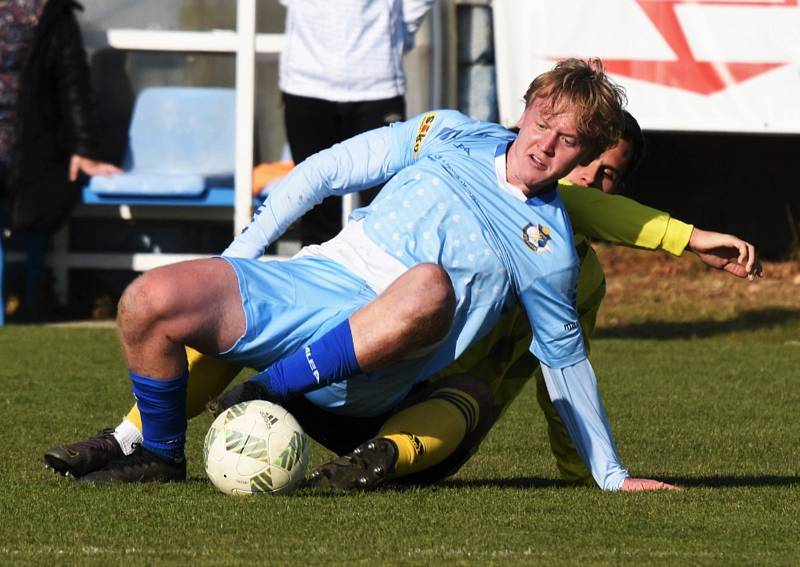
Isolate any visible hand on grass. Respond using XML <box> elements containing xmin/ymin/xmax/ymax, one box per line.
<box><xmin>69</xmin><ymin>154</ymin><xmax>122</xmax><ymax>182</ymax></box>
<box><xmin>687</xmin><ymin>228</ymin><xmax>763</xmax><ymax>280</ymax></box>
<box><xmin>621</xmin><ymin>477</ymin><xmax>680</xmax><ymax>492</ymax></box>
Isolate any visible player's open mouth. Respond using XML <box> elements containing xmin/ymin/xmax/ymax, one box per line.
<box><xmin>528</xmin><ymin>154</ymin><xmax>546</xmax><ymax>169</ymax></box>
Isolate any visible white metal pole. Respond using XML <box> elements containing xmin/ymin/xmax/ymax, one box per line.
<box><xmin>342</xmin><ymin>194</ymin><xmax>357</xmax><ymax>227</ymax></box>
<box><xmin>234</xmin><ymin>0</ymin><xmax>256</xmax><ymax>236</ymax></box>
<box><xmin>431</xmin><ymin>0</ymin><xmax>444</xmax><ymax>108</ymax></box>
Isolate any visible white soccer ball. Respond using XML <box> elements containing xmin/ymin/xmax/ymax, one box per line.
<box><xmin>204</xmin><ymin>400</ymin><xmax>309</xmax><ymax>495</ymax></box>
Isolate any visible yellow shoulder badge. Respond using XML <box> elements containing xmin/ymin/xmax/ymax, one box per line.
<box><xmin>413</xmin><ymin>112</ymin><xmax>437</xmax><ymax>158</ymax></box>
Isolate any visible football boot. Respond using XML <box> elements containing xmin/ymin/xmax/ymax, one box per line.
<box><xmin>308</xmin><ymin>437</ymin><xmax>398</xmax><ymax>491</ymax></box>
<box><xmin>44</xmin><ymin>429</ymin><xmax>124</xmax><ymax>477</ymax></box>
<box><xmin>78</xmin><ymin>445</ymin><xmax>186</xmax><ymax>484</ymax></box>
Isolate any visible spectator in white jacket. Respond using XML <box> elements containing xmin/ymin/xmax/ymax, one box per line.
<box><xmin>278</xmin><ymin>0</ymin><xmax>435</xmax><ymax>245</ymax></box>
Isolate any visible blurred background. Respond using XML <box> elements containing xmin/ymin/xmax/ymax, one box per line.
<box><xmin>2</xmin><ymin>0</ymin><xmax>798</xmax><ymax>322</ymax></box>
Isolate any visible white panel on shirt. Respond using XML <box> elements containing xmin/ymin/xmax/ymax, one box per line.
<box><xmin>494</xmin><ymin>150</ymin><xmax>528</xmax><ymax>202</ymax></box>
<box><xmin>293</xmin><ymin>219</ymin><xmax>409</xmax><ymax>295</ymax></box>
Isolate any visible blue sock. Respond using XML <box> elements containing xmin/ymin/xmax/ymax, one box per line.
<box><xmin>251</xmin><ymin>319</ymin><xmax>361</xmax><ymax>402</ymax></box>
<box><xmin>130</xmin><ymin>370</ymin><xmax>188</xmax><ymax>462</ymax></box>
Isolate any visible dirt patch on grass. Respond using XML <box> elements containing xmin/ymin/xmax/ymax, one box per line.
<box><xmin>594</xmin><ymin>243</ymin><xmax>800</xmax><ymax>329</ymax></box>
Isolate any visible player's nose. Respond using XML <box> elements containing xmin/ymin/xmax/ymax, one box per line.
<box><xmin>538</xmin><ymin>132</ymin><xmax>558</xmax><ymax>156</ymax></box>
<box><xmin>579</xmin><ymin>163</ymin><xmax>601</xmax><ymax>189</ymax></box>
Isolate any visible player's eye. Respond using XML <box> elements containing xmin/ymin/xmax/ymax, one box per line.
<box><xmin>603</xmin><ymin>168</ymin><xmax>618</xmax><ymax>181</ymax></box>
<box><xmin>561</xmin><ymin>136</ymin><xmax>576</xmax><ymax>148</ymax></box>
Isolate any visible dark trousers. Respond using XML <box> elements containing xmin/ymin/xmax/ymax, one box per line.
<box><xmin>282</xmin><ymin>92</ymin><xmax>406</xmax><ymax>245</ymax></box>
<box><xmin>0</xmin><ymin>166</ymin><xmax>55</xmax><ymax>322</ymax></box>
<box><xmin>284</xmin><ymin>395</ymin><xmax>390</xmax><ymax>457</ymax></box>
<box><xmin>0</xmin><ymin>167</ymin><xmax>5</xmax><ymax>324</ymax></box>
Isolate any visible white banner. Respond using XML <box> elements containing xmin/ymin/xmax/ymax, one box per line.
<box><xmin>493</xmin><ymin>0</ymin><xmax>800</xmax><ymax>133</ymax></box>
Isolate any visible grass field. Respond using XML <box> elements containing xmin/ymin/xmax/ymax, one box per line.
<box><xmin>1</xmin><ymin>247</ymin><xmax>799</xmax><ymax>565</ymax></box>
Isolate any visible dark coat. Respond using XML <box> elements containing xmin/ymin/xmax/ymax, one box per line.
<box><xmin>4</xmin><ymin>0</ymin><xmax>100</xmax><ymax>233</ymax></box>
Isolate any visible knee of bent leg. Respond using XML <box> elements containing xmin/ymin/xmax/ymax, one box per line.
<box><xmin>405</xmin><ymin>263</ymin><xmax>455</xmax><ymax>339</ymax></box>
<box><xmin>407</xmin><ymin>263</ymin><xmax>455</xmax><ymax>311</ymax></box>
<box><xmin>118</xmin><ymin>271</ymin><xmax>180</xmax><ymax>337</ymax></box>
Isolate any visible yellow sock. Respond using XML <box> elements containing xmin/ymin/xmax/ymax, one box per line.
<box><xmin>379</xmin><ymin>387</ymin><xmax>479</xmax><ymax>477</ymax></box>
<box><xmin>124</xmin><ymin>347</ymin><xmax>242</xmax><ymax>431</ymax></box>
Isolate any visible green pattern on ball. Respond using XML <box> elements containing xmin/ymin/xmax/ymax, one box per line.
<box><xmin>275</xmin><ymin>431</ymin><xmax>307</xmax><ymax>471</ymax></box>
<box><xmin>224</xmin><ymin>403</ymin><xmax>247</xmax><ymax>424</ymax></box>
<box><xmin>203</xmin><ymin>426</ymin><xmax>220</xmax><ymax>461</ymax></box>
<box><xmin>250</xmin><ymin>468</ymin><xmax>274</xmax><ymax>493</ymax></box>
<box><xmin>225</xmin><ymin>428</ymin><xmax>269</xmax><ymax>462</ymax></box>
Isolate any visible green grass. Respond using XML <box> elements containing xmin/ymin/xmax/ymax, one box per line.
<box><xmin>1</xmin><ymin>321</ymin><xmax>799</xmax><ymax>565</ymax></box>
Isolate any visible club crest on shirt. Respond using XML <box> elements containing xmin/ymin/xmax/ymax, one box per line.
<box><xmin>522</xmin><ymin>223</ymin><xmax>552</xmax><ymax>253</ymax></box>
<box><xmin>413</xmin><ymin>112</ymin><xmax>437</xmax><ymax>157</ymax></box>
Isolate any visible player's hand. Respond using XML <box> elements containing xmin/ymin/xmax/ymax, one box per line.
<box><xmin>621</xmin><ymin>477</ymin><xmax>680</xmax><ymax>491</ymax></box>
<box><xmin>69</xmin><ymin>154</ymin><xmax>123</xmax><ymax>182</ymax></box>
<box><xmin>687</xmin><ymin>228</ymin><xmax>763</xmax><ymax>280</ymax></box>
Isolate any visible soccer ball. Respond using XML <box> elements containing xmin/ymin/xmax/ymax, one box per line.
<box><xmin>204</xmin><ymin>400</ymin><xmax>309</xmax><ymax>495</ymax></box>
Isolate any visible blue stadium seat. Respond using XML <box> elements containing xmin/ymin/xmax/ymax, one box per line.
<box><xmin>46</xmin><ymin>86</ymin><xmax>244</xmax><ymax>312</ymax></box>
<box><xmin>2</xmin><ymin>87</ymin><xmax>238</xmax><ymax>325</ymax></box>
<box><xmin>87</xmin><ymin>86</ymin><xmax>236</xmax><ymax>202</ymax></box>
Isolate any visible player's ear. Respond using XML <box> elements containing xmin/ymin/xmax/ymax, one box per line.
<box><xmin>515</xmin><ymin>103</ymin><xmax>531</xmax><ymax>130</ymax></box>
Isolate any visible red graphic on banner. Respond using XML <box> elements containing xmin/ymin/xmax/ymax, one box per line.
<box><xmin>602</xmin><ymin>0</ymin><xmax>794</xmax><ymax>95</ymax></box>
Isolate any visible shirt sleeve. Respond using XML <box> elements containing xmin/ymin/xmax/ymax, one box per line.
<box><xmin>558</xmin><ymin>182</ymin><xmax>694</xmax><ymax>257</ymax></box>
<box><xmin>55</xmin><ymin>7</ymin><xmax>100</xmax><ymax>159</ymax></box>
<box><xmin>520</xmin><ymin>263</ymin><xmax>586</xmax><ymax>369</ymax></box>
<box><xmin>223</xmin><ymin>110</ymin><xmax>466</xmax><ymax>258</ymax></box>
<box><xmin>540</xmin><ymin>359</ymin><xmax>630</xmax><ymax>491</ymax></box>
<box><xmin>223</xmin><ymin>122</ymin><xmax>413</xmax><ymax>258</ymax></box>
<box><xmin>402</xmin><ymin>0</ymin><xmax>436</xmax><ymax>51</ymax></box>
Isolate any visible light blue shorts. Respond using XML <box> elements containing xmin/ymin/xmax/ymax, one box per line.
<box><xmin>220</xmin><ymin>256</ymin><xmax>375</xmax><ymax>368</ymax></box>
<box><xmin>220</xmin><ymin>256</ymin><xmax>427</xmax><ymax>417</ymax></box>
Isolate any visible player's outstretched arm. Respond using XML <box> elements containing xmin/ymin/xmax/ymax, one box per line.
<box><xmin>223</xmin><ymin>126</ymin><xmax>400</xmax><ymax>258</ymax></box>
<box><xmin>542</xmin><ymin>359</ymin><xmax>682</xmax><ymax>492</ymax></box>
<box><xmin>687</xmin><ymin>228</ymin><xmax>763</xmax><ymax>280</ymax></box>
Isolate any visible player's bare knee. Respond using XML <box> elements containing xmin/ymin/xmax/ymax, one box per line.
<box><xmin>410</xmin><ymin>263</ymin><xmax>455</xmax><ymax>312</ymax></box>
<box><xmin>117</xmin><ymin>272</ymin><xmax>180</xmax><ymax>342</ymax></box>
<box><xmin>402</xmin><ymin>263</ymin><xmax>455</xmax><ymax>343</ymax></box>
<box><xmin>418</xmin><ymin>264</ymin><xmax>455</xmax><ymax>325</ymax></box>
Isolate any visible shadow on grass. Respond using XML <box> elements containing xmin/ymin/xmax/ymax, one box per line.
<box><xmin>396</xmin><ymin>475</ymin><xmax>800</xmax><ymax>491</ymax></box>
<box><xmin>596</xmin><ymin>307</ymin><xmax>800</xmax><ymax>340</ymax></box>
<box><xmin>412</xmin><ymin>477</ymin><xmax>577</xmax><ymax>490</ymax></box>
<box><xmin>663</xmin><ymin>475</ymin><xmax>800</xmax><ymax>488</ymax></box>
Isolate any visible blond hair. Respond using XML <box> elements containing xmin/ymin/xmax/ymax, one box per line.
<box><xmin>523</xmin><ymin>58</ymin><xmax>627</xmax><ymax>161</ymax></box>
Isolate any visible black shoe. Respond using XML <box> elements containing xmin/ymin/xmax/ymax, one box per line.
<box><xmin>308</xmin><ymin>437</ymin><xmax>398</xmax><ymax>491</ymax></box>
<box><xmin>207</xmin><ymin>380</ymin><xmax>270</xmax><ymax>418</ymax></box>
<box><xmin>44</xmin><ymin>429</ymin><xmax>124</xmax><ymax>477</ymax></box>
<box><xmin>78</xmin><ymin>445</ymin><xmax>186</xmax><ymax>484</ymax></box>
